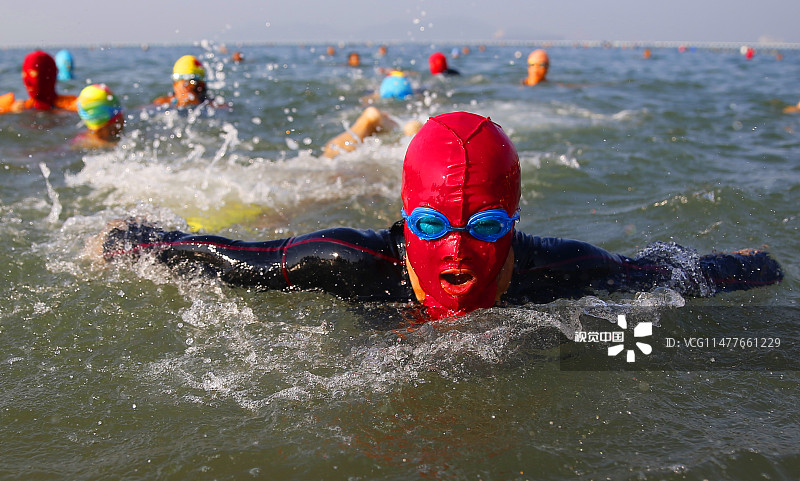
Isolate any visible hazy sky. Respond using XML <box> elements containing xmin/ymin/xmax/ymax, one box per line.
<box><xmin>2</xmin><ymin>0</ymin><xmax>799</xmax><ymax>48</ymax></box>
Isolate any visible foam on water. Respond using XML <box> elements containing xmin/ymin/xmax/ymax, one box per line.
<box><xmin>634</xmin><ymin>242</ymin><xmax>715</xmax><ymax>297</ymax></box>
<box><xmin>38</xmin><ymin>162</ymin><xmax>62</xmax><ymax>224</ymax></box>
<box><xmin>456</xmin><ymin>98</ymin><xmax>649</xmax><ymax>132</ymax></box>
<box><xmin>65</xmin><ymin>123</ymin><xmax>410</xmax><ymax>233</ymax></box>
<box><xmin>117</xmin><ymin>269</ymin><xmax>687</xmax><ymax>414</ymax></box>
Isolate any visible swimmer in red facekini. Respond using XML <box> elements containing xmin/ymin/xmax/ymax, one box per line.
<box><xmin>428</xmin><ymin>52</ymin><xmax>460</xmax><ymax>76</ymax></box>
<box><xmin>96</xmin><ymin>112</ymin><xmax>783</xmax><ymax>321</ymax></box>
<box><xmin>400</xmin><ymin>112</ymin><xmax>519</xmax><ymax>316</ymax></box>
<box><xmin>0</xmin><ymin>51</ymin><xmax>78</xmax><ymax>113</ymax></box>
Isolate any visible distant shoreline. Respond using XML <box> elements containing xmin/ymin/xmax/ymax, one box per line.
<box><xmin>2</xmin><ymin>39</ymin><xmax>799</xmax><ymax>51</ymax></box>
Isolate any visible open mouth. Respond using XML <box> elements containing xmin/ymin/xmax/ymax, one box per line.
<box><xmin>439</xmin><ymin>269</ymin><xmax>477</xmax><ymax>296</ymax></box>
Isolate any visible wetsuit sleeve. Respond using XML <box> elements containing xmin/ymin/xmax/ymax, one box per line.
<box><xmin>507</xmin><ymin>233</ymin><xmax>783</xmax><ymax>303</ymax></box>
<box><xmin>506</xmin><ymin>233</ymin><xmax>653</xmax><ymax>303</ymax></box>
<box><xmin>102</xmin><ymin>219</ymin><xmax>411</xmax><ymax>302</ymax></box>
<box><xmin>636</xmin><ymin>242</ymin><xmax>784</xmax><ymax>294</ymax></box>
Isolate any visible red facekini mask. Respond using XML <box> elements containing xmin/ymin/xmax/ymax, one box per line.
<box><xmin>22</xmin><ymin>51</ymin><xmax>58</xmax><ymax>110</ymax></box>
<box><xmin>401</xmin><ymin>112</ymin><xmax>521</xmax><ymax>317</ymax></box>
<box><xmin>429</xmin><ymin>52</ymin><xmax>447</xmax><ymax>75</ymax></box>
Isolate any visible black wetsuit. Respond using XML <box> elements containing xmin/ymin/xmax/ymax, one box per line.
<box><xmin>103</xmin><ymin>220</ymin><xmax>783</xmax><ymax>305</ymax></box>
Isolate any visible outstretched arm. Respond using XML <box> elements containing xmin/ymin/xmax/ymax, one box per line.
<box><xmin>631</xmin><ymin>242</ymin><xmax>783</xmax><ymax>296</ymax></box>
<box><xmin>0</xmin><ymin>92</ymin><xmax>26</xmax><ymax>114</ymax></box>
<box><xmin>507</xmin><ymin>233</ymin><xmax>783</xmax><ymax>303</ymax></box>
<box><xmin>54</xmin><ymin>95</ymin><xmax>78</xmax><ymax>112</ymax></box>
<box><xmin>99</xmin><ymin>219</ymin><xmax>413</xmax><ymax>302</ymax></box>
<box><xmin>322</xmin><ymin>107</ymin><xmax>396</xmax><ymax>158</ymax></box>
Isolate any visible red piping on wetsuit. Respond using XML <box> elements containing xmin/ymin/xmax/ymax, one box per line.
<box><xmin>106</xmin><ymin>236</ymin><xmax>402</xmax><ymax>289</ymax></box>
<box><xmin>281</xmin><ymin>237</ymin><xmax>295</xmax><ymax>287</ymax></box>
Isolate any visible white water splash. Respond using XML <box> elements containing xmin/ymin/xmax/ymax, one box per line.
<box><xmin>129</xmin><ymin>285</ymin><xmax>687</xmax><ymax>414</ymax></box>
<box><xmin>202</xmin><ymin>122</ymin><xmax>240</xmax><ymax>189</ymax></box>
<box><xmin>39</xmin><ymin>162</ymin><xmax>62</xmax><ymax>223</ymax></box>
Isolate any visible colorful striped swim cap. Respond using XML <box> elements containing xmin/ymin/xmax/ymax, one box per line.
<box><xmin>77</xmin><ymin>84</ymin><xmax>123</xmax><ymax>131</ymax></box>
<box><xmin>172</xmin><ymin>55</ymin><xmax>206</xmax><ymax>81</ymax></box>
<box><xmin>379</xmin><ymin>70</ymin><xmax>413</xmax><ymax>99</ymax></box>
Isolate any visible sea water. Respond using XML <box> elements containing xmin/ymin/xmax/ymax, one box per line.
<box><xmin>0</xmin><ymin>42</ymin><xmax>798</xmax><ymax>480</ymax></box>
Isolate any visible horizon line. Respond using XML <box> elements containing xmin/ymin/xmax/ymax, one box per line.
<box><xmin>3</xmin><ymin>39</ymin><xmax>799</xmax><ymax>51</ymax></box>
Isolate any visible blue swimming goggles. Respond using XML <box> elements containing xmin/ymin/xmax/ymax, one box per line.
<box><xmin>402</xmin><ymin>207</ymin><xmax>520</xmax><ymax>242</ymax></box>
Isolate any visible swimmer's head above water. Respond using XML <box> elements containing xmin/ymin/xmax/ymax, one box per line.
<box><xmin>173</xmin><ymin>54</ymin><xmax>206</xmax><ymax>81</ymax></box>
<box><xmin>429</xmin><ymin>52</ymin><xmax>448</xmax><ymax>75</ymax></box>
<box><xmin>402</xmin><ymin>112</ymin><xmax>521</xmax><ymax>316</ymax></box>
<box><xmin>171</xmin><ymin>55</ymin><xmax>207</xmax><ymax>106</ymax></box>
<box><xmin>524</xmin><ymin>49</ymin><xmax>549</xmax><ymax>86</ymax></box>
<box><xmin>55</xmin><ymin>50</ymin><xmax>74</xmax><ymax>81</ymax></box>
<box><xmin>22</xmin><ymin>50</ymin><xmax>58</xmax><ymax>109</ymax></box>
<box><xmin>78</xmin><ymin>84</ymin><xmax>123</xmax><ymax>132</ymax></box>
<box><xmin>75</xmin><ymin>84</ymin><xmax>124</xmax><ymax>147</ymax></box>
<box><xmin>379</xmin><ymin>70</ymin><xmax>413</xmax><ymax>99</ymax></box>
<box><xmin>347</xmin><ymin>52</ymin><xmax>360</xmax><ymax>67</ymax></box>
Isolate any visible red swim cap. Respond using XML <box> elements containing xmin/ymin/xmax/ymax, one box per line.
<box><xmin>429</xmin><ymin>52</ymin><xmax>447</xmax><ymax>75</ymax></box>
<box><xmin>22</xmin><ymin>51</ymin><xmax>58</xmax><ymax>110</ymax></box>
<box><xmin>401</xmin><ymin>112</ymin><xmax>521</xmax><ymax>317</ymax></box>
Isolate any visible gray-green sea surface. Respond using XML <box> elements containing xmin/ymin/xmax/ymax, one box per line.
<box><xmin>0</xmin><ymin>42</ymin><xmax>797</xmax><ymax>480</ymax></box>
